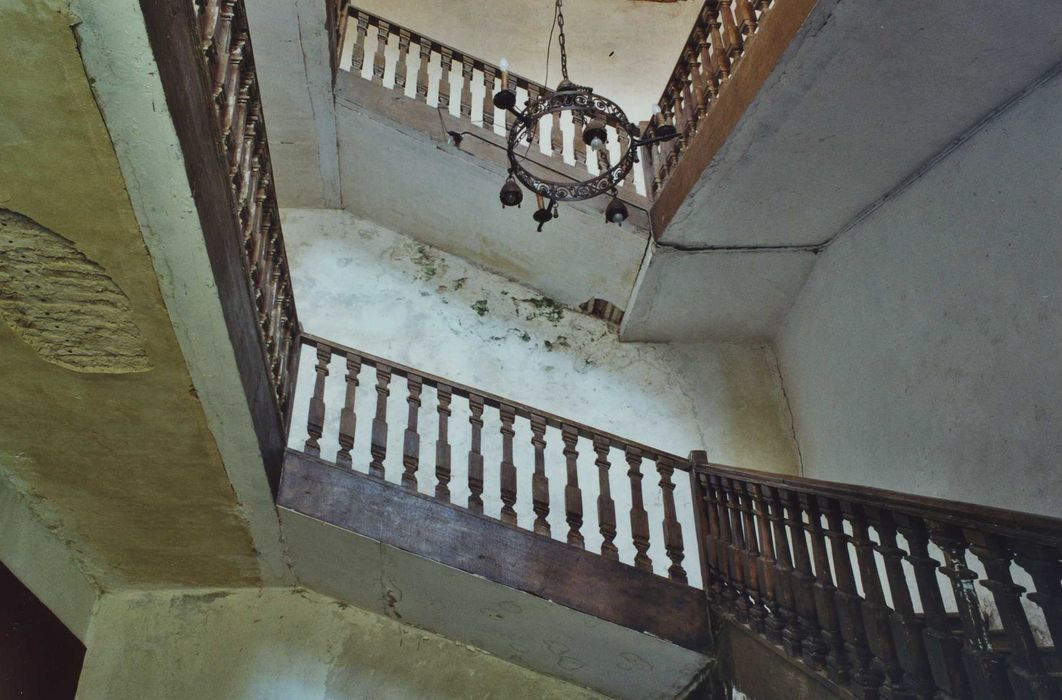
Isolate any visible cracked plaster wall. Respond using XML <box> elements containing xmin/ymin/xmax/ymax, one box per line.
<box><xmin>0</xmin><ymin>0</ymin><xmax>263</xmax><ymax>590</ymax></box>
<box><xmin>76</xmin><ymin>587</ymin><xmax>605</xmax><ymax>700</ymax></box>
<box><xmin>283</xmin><ymin>209</ymin><xmax>800</xmax><ymax>586</ymax></box>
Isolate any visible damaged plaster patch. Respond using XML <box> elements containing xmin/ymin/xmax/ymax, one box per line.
<box><xmin>0</xmin><ymin>209</ymin><xmax>150</xmax><ymax>373</ymax></box>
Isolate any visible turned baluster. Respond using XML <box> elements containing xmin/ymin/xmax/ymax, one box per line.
<box><xmin>625</xmin><ymin>446</ymin><xmax>653</xmax><ymax>572</ymax></box>
<box><xmin>966</xmin><ymin>531</ymin><xmax>1055</xmax><ymax>699</ymax></box>
<box><xmin>751</xmin><ymin>485</ymin><xmax>783</xmax><ymax>642</ymax></box>
<box><xmin>735</xmin><ymin>0</ymin><xmax>758</xmax><ymax>35</ymax></box>
<box><xmin>842</xmin><ymin>502</ymin><xmax>900</xmax><ymax>695</ymax></box>
<box><xmin>303</xmin><ymin>345</ymin><xmax>332</xmax><ymax>456</ymax></box>
<box><xmin>894</xmin><ymin>513</ymin><xmax>971</xmax><ymax>698</ymax></box>
<box><xmin>677</xmin><ymin>71</ymin><xmax>696</xmax><ymax>145</ymax></box>
<box><xmin>820</xmin><ymin>497</ymin><xmax>881</xmax><ymax>696</ymax></box>
<box><xmin>706</xmin><ymin>6</ymin><xmax>732</xmax><ymax>81</ymax></box>
<box><xmin>764</xmin><ymin>486</ymin><xmax>802</xmax><ymax>657</ymax></box>
<box><xmin>437</xmin><ymin>47</ymin><xmax>453</xmax><ymax>111</ymax></box>
<box><xmin>400</xmin><ymin>375</ymin><xmax>422</xmax><ymax>490</ymax></box>
<box><xmin>368</xmin><ymin>364</ymin><xmax>390</xmax><ymax>478</ymax></box>
<box><xmin>928</xmin><ymin>522</ymin><xmax>1008</xmax><ymax>697</ymax></box>
<box><xmin>695</xmin><ymin>26</ymin><xmax>720</xmax><ymax>107</ymax></box>
<box><xmin>708</xmin><ymin>474</ymin><xmax>735</xmax><ymax>609</ymax></box>
<box><xmin>736</xmin><ymin>481</ymin><xmax>766</xmax><ymax>632</ymax></box>
<box><xmin>689</xmin><ymin>452</ymin><xmax>713</xmax><ymax>593</ymax></box>
<box><xmin>498</xmin><ymin>404</ymin><xmax>518</xmax><ymax>525</ymax></box>
<box><xmin>350</xmin><ymin>12</ymin><xmax>369</xmax><ymax>73</ymax></box>
<box><xmin>561</xmin><ymin>425</ymin><xmax>584</xmax><ymax>548</ymax></box>
<box><xmin>572</xmin><ymin>113</ymin><xmax>588</xmax><ymax>168</ymax></box>
<box><xmin>550</xmin><ymin>110</ymin><xmax>565</xmax><ymax>160</ymax></box>
<box><xmin>593</xmin><ymin>436</ymin><xmax>619</xmax><ymax>559</ymax></box>
<box><xmin>336</xmin><ymin>354</ymin><xmax>362</xmax><ymax>467</ymax></box>
<box><xmin>415</xmin><ymin>41</ymin><xmax>432</xmax><ymax>102</ymax></box>
<box><xmin>394</xmin><ymin>30</ymin><xmax>410</xmax><ymax>91</ymax></box>
<box><xmin>530</xmin><ymin>414</ymin><xmax>550</xmax><ymax>536</ymax></box>
<box><xmin>801</xmin><ymin>493</ymin><xmax>850</xmax><ymax>684</ymax></box>
<box><xmin>434</xmin><ymin>384</ymin><xmax>452</xmax><ymax>501</ymax></box>
<box><xmin>1013</xmin><ymin>542</ymin><xmax>1062</xmax><ymax>665</ymax></box>
<box><xmin>723</xmin><ymin>478</ymin><xmax>750</xmax><ymax>621</ymax></box>
<box><xmin>693</xmin><ymin>470</ymin><xmax>719</xmax><ymax>595</ymax></box>
<box><xmin>219</xmin><ymin>36</ymin><xmax>247</xmax><ymax>142</ymax></box>
<box><xmin>466</xmin><ymin>393</ymin><xmax>485</xmax><ymax>513</ymax></box>
<box><xmin>640</xmin><ymin>126</ymin><xmax>660</xmax><ymax>197</ymax></box>
<box><xmin>481</xmin><ymin>65</ymin><xmax>497</xmax><ymax>129</ymax></box>
<box><xmin>684</xmin><ymin>44</ymin><xmax>706</xmax><ymax>130</ymax></box>
<box><xmin>865</xmin><ymin>508</ymin><xmax>935</xmax><ymax>697</ymax></box>
<box><xmin>783</xmin><ymin>491</ymin><xmax>825</xmax><ymax>669</ymax></box>
<box><xmin>459</xmin><ymin>55</ymin><xmax>474</xmax><ymax>121</ymax></box>
<box><xmin>197</xmin><ymin>0</ymin><xmax>222</xmax><ymax>53</ymax></box>
<box><xmin>371</xmin><ymin>21</ymin><xmax>389</xmax><ymax>85</ymax></box>
<box><xmin>227</xmin><ymin>75</ymin><xmax>252</xmax><ymax>166</ymax></box>
<box><xmin>656</xmin><ymin>457</ymin><xmax>687</xmax><ymax>583</ymax></box>
<box><xmin>209</xmin><ymin>2</ymin><xmax>235</xmax><ymax>99</ymax></box>
<box><xmin>718</xmin><ymin>1</ymin><xmax>744</xmax><ymax>60</ymax></box>
<box><xmin>525</xmin><ymin>84</ymin><xmax>543</xmax><ymax>151</ymax></box>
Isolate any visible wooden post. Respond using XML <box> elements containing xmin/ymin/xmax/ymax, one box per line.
<box><xmin>400</xmin><ymin>374</ymin><xmax>422</xmax><ymax>490</ymax></box>
<box><xmin>304</xmin><ymin>345</ymin><xmax>331</xmax><ymax>456</ymax></box>
<box><xmin>336</xmin><ymin>354</ymin><xmax>361</xmax><ymax>467</ymax></box>
<box><xmin>562</xmin><ymin>425</ymin><xmax>584</xmax><ymax>548</ymax></box>
<box><xmin>530</xmin><ymin>414</ymin><xmax>550</xmax><ymax>536</ymax></box>
<box><xmin>369</xmin><ymin>363</ymin><xmax>391</xmax><ymax>478</ymax></box>
<box><xmin>625</xmin><ymin>446</ymin><xmax>653</xmax><ymax>572</ymax></box>
<box><xmin>434</xmin><ymin>384</ymin><xmax>452</xmax><ymax>501</ymax></box>
<box><xmin>467</xmin><ymin>393</ymin><xmax>485</xmax><ymax>513</ymax></box>
<box><xmin>499</xmin><ymin>404</ymin><xmax>518</xmax><ymax>525</ymax></box>
<box><xmin>657</xmin><ymin>457</ymin><xmax>687</xmax><ymax>583</ymax></box>
<box><xmin>593</xmin><ymin>436</ymin><xmax>619</xmax><ymax>560</ymax></box>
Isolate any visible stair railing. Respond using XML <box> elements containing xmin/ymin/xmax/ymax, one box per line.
<box><xmin>334</xmin><ymin>5</ymin><xmax>647</xmax><ymax>199</ymax></box>
<box><xmin>691</xmin><ymin>454</ymin><xmax>1062</xmax><ymax>699</ymax></box>
<box><xmin>189</xmin><ymin>0</ymin><xmax>301</xmax><ymax>426</ymax></box>
<box><xmin>293</xmin><ymin>333</ymin><xmax>694</xmax><ymax>585</ymax></box>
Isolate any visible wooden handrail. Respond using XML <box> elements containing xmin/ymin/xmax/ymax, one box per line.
<box><xmin>300</xmin><ymin>332</ymin><xmax>689</xmax><ymax>468</ymax></box>
<box><xmin>690</xmin><ymin>453</ymin><xmax>1062</xmax><ymax>698</ymax></box>
<box><xmin>295</xmin><ymin>332</ymin><xmax>694</xmax><ymax>584</ymax></box>
<box><xmin>335</xmin><ymin>4</ymin><xmax>647</xmax><ymax>198</ymax></box>
<box><xmin>187</xmin><ymin>0</ymin><xmax>301</xmax><ymax>426</ymax></box>
<box><xmin>695</xmin><ymin>460</ymin><xmax>1062</xmax><ymax>548</ymax></box>
<box><xmin>642</xmin><ymin>0</ymin><xmax>776</xmax><ymax>199</ymax></box>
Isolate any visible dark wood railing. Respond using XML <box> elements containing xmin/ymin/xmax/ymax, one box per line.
<box><xmin>691</xmin><ymin>454</ymin><xmax>1062</xmax><ymax>699</ymax></box>
<box><xmin>296</xmin><ymin>333</ymin><xmax>692</xmax><ymax>584</ymax></box>
<box><xmin>642</xmin><ymin>0</ymin><xmax>778</xmax><ymax>199</ymax></box>
<box><xmin>190</xmin><ymin>0</ymin><xmax>301</xmax><ymax>424</ymax></box>
<box><xmin>335</xmin><ymin>5</ymin><xmax>647</xmax><ymax>198</ymax></box>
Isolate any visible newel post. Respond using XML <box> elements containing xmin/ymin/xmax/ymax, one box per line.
<box><xmin>689</xmin><ymin>450</ymin><xmax>712</xmax><ymax>596</ymax></box>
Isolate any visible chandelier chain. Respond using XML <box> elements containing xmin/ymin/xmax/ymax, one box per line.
<box><xmin>556</xmin><ymin>0</ymin><xmax>569</xmax><ymax>81</ymax></box>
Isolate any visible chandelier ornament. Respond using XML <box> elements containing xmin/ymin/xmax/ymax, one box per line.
<box><xmin>493</xmin><ymin>0</ymin><xmax>677</xmax><ymax>230</ymax></box>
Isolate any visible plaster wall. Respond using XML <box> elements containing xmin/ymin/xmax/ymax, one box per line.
<box><xmin>282</xmin><ymin>209</ymin><xmax>799</xmax><ymax>585</ymax></box>
<box><xmin>0</xmin><ymin>0</ymin><xmax>266</xmax><ymax>588</ymax></box>
<box><xmin>76</xmin><ymin>587</ymin><xmax>605</xmax><ymax>700</ymax></box>
<box><xmin>775</xmin><ymin>72</ymin><xmax>1062</xmax><ymax>517</ymax></box>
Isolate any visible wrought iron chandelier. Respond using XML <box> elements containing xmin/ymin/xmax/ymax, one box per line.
<box><xmin>493</xmin><ymin>0</ymin><xmax>678</xmax><ymax>230</ymax></box>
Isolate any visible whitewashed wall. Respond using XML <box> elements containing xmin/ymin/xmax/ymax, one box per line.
<box><xmin>76</xmin><ymin>588</ymin><xmax>604</xmax><ymax>699</ymax></box>
<box><xmin>776</xmin><ymin>75</ymin><xmax>1062</xmax><ymax>519</ymax></box>
<box><xmin>283</xmin><ymin>209</ymin><xmax>800</xmax><ymax>587</ymax></box>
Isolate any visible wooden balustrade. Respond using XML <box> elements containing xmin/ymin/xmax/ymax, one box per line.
<box><xmin>689</xmin><ymin>454</ymin><xmax>1062</xmax><ymax>699</ymax></box>
<box><xmin>295</xmin><ymin>332</ymin><xmax>690</xmax><ymax>584</ymax></box>
<box><xmin>336</xmin><ymin>5</ymin><xmax>645</xmax><ymax>197</ymax></box>
<box><xmin>188</xmin><ymin>0</ymin><xmax>301</xmax><ymax>425</ymax></box>
<box><xmin>643</xmin><ymin>0</ymin><xmax>781</xmax><ymax>199</ymax></box>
